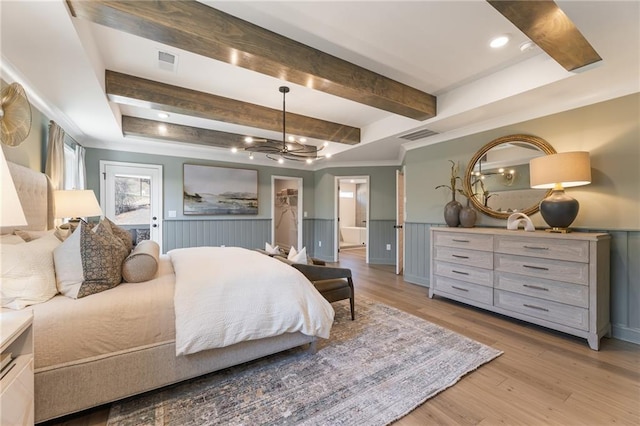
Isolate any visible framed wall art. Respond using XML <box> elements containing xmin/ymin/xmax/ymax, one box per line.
<box><xmin>183</xmin><ymin>164</ymin><xmax>258</xmax><ymax>215</ymax></box>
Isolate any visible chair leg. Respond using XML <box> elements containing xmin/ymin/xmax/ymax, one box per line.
<box><xmin>350</xmin><ymin>295</ymin><xmax>355</xmax><ymax>320</ymax></box>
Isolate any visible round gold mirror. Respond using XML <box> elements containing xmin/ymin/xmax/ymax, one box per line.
<box><xmin>463</xmin><ymin>134</ymin><xmax>556</xmax><ymax>219</ymax></box>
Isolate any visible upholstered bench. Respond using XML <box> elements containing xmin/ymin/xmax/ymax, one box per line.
<box><xmin>257</xmin><ymin>250</ymin><xmax>355</xmax><ymax>320</ymax></box>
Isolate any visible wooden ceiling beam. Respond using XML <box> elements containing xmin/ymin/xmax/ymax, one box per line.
<box><xmin>107</xmin><ymin>71</ymin><xmax>360</xmax><ymax>145</ymax></box>
<box><xmin>67</xmin><ymin>0</ymin><xmax>436</xmax><ymax>120</ymax></box>
<box><xmin>123</xmin><ymin>116</ymin><xmax>244</xmax><ymax>149</ymax></box>
<box><xmin>487</xmin><ymin>0</ymin><xmax>601</xmax><ymax>71</ymax></box>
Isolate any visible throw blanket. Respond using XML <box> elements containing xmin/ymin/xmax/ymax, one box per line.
<box><xmin>169</xmin><ymin>247</ymin><xmax>335</xmax><ymax>356</ymax></box>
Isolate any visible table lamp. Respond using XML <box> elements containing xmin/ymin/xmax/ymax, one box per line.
<box><xmin>529</xmin><ymin>151</ymin><xmax>591</xmax><ymax>232</ymax></box>
<box><xmin>54</xmin><ymin>189</ymin><xmax>103</xmax><ymax>226</ymax></box>
<box><xmin>1</xmin><ymin>149</ymin><xmax>28</xmax><ymax>227</ymax></box>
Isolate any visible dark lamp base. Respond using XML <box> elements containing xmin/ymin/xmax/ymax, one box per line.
<box><xmin>539</xmin><ymin>189</ymin><xmax>579</xmax><ymax>230</ymax></box>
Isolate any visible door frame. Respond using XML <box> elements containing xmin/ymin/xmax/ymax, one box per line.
<box><xmin>99</xmin><ymin>161</ymin><xmax>163</xmax><ymax>252</ymax></box>
<box><xmin>271</xmin><ymin>176</ymin><xmax>303</xmax><ymax>251</ymax></box>
<box><xmin>334</xmin><ymin>175</ymin><xmax>370</xmax><ymax>263</ymax></box>
<box><xmin>396</xmin><ymin>168</ymin><xmax>405</xmax><ymax>275</ymax></box>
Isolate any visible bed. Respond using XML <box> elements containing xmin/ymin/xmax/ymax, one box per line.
<box><xmin>0</xmin><ymin>161</ymin><xmax>334</xmax><ymax>423</ymax></box>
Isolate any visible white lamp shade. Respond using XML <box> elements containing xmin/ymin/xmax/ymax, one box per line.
<box><xmin>54</xmin><ymin>190</ymin><xmax>103</xmax><ymax>219</ymax></box>
<box><xmin>1</xmin><ymin>149</ymin><xmax>28</xmax><ymax>227</ymax></box>
<box><xmin>530</xmin><ymin>151</ymin><xmax>591</xmax><ymax>189</ymax></box>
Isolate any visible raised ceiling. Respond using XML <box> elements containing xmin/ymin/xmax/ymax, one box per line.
<box><xmin>1</xmin><ymin>1</ymin><xmax>638</xmax><ymax>169</ymax></box>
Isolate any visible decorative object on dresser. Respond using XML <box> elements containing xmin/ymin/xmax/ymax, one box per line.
<box><xmin>507</xmin><ymin>212</ymin><xmax>535</xmax><ymax>231</ymax></box>
<box><xmin>435</xmin><ymin>160</ymin><xmax>464</xmax><ymax>227</ymax></box>
<box><xmin>429</xmin><ymin>227</ymin><xmax>610</xmax><ymax>350</ymax></box>
<box><xmin>529</xmin><ymin>151</ymin><xmax>591</xmax><ymax>232</ymax></box>
<box><xmin>0</xmin><ymin>310</ymin><xmax>34</xmax><ymax>425</ymax></box>
<box><xmin>0</xmin><ymin>149</ymin><xmax>27</xmax><ymax>227</ymax></box>
<box><xmin>459</xmin><ymin>194</ymin><xmax>477</xmax><ymax>228</ymax></box>
<box><xmin>463</xmin><ymin>134</ymin><xmax>556</xmax><ymax>220</ymax></box>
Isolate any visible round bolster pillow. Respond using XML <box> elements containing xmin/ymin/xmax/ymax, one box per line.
<box><xmin>122</xmin><ymin>240</ymin><xmax>160</xmax><ymax>283</ymax></box>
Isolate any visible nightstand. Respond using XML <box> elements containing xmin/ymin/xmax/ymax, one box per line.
<box><xmin>1</xmin><ymin>310</ymin><xmax>34</xmax><ymax>425</ymax></box>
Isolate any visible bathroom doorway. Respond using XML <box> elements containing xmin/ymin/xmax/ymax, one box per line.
<box><xmin>271</xmin><ymin>176</ymin><xmax>303</xmax><ymax>252</ymax></box>
<box><xmin>334</xmin><ymin>176</ymin><xmax>369</xmax><ymax>263</ymax></box>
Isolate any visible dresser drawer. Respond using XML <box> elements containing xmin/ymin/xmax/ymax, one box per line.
<box><xmin>494</xmin><ymin>253</ymin><xmax>588</xmax><ymax>285</ymax></box>
<box><xmin>434</xmin><ymin>246</ymin><xmax>493</xmax><ymax>269</ymax></box>
<box><xmin>434</xmin><ymin>232</ymin><xmax>493</xmax><ymax>252</ymax></box>
<box><xmin>433</xmin><ymin>276</ymin><xmax>493</xmax><ymax>305</ymax></box>
<box><xmin>495</xmin><ymin>236</ymin><xmax>589</xmax><ymax>263</ymax></box>
<box><xmin>495</xmin><ymin>272</ymin><xmax>588</xmax><ymax>308</ymax></box>
<box><xmin>434</xmin><ymin>261</ymin><xmax>493</xmax><ymax>287</ymax></box>
<box><xmin>494</xmin><ymin>289</ymin><xmax>588</xmax><ymax>331</ymax></box>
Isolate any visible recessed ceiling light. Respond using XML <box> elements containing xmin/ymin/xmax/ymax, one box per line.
<box><xmin>520</xmin><ymin>41</ymin><xmax>536</xmax><ymax>52</ymax></box>
<box><xmin>490</xmin><ymin>34</ymin><xmax>510</xmax><ymax>48</ymax></box>
<box><xmin>231</xmin><ymin>147</ymin><xmax>238</xmax><ymax>153</ymax></box>
<box><xmin>157</xmin><ymin>112</ymin><xmax>169</xmax><ymax>119</ymax></box>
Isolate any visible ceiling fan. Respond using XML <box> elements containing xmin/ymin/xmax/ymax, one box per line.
<box><xmin>0</xmin><ymin>82</ymin><xmax>32</xmax><ymax>147</ymax></box>
<box><xmin>243</xmin><ymin>86</ymin><xmax>326</xmax><ymax>164</ymax></box>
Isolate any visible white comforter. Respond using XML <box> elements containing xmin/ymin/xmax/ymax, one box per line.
<box><xmin>169</xmin><ymin>247</ymin><xmax>335</xmax><ymax>356</ymax></box>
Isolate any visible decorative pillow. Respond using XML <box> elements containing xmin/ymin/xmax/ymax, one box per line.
<box><xmin>1</xmin><ymin>234</ymin><xmax>61</xmax><ymax>309</ymax></box>
<box><xmin>265</xmin><ymin>242</ymin><xmax>280</xmax><ymax>255</ymax></box>
<box><xmin>1</xmin><ymin>234</ymin><xmax>26</xmax><ymax>245</ymax></box>
<box><xmin>99</xmin><ymin>217</ymin><xmax>134</xmax><ymax>254</ymax></box>
<box><xmin>287</xmin><ymin>246</ymin><xmax>308</xmax><ymax>264</ymax></box>
<box><xmin>14</xmin><ymin>229</ymin><xmax>55</xmax><ymax>242</ymax></box>
<box><xmin>122</xmin><ymin>240</ymin><xmax>160</xmax><ymax>283</ymax></box>
<box><xmin>53</xmin><ymin>221</ymin><xmax>129</xmax><ymax>299</ymax></box>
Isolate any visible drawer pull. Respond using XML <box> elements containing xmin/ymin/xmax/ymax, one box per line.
<box><xmin>523</xmin><ymin>303</ymin><xmax>549</xmax><ymax>312</ymax></box>
<box><xmin>523</xmin><ymin>265</ymin><xmax>549</xmax><ymax>271</ymax></box>
<box><xmin>523</xmin><ymin>284</ymin><xmax>549</xmax><ymax>291</ymax></box>
<box><xmin>452</xmin><ymin>270</ymin><xmax>470</xmax><ymax>276</ymax></box>
<box><xmin>452</xmin><ymin>254</ymin><xmax>469</xmax><ymax>259</ymax></box>
<box><xmin>451</xmin><ymin>286</ymin><xmax>469</xmax><ymax>292</ymax></box>
<box><xmin>523</xmin><ymin>245</ymin><xmax>549</xmax><ymax>250</ymax></box>
<box><xmin>452</xmin><ymin>239</ymin><xmax>470</xmax><ymax>243</ymax></box>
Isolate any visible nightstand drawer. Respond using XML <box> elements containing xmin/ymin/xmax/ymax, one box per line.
<box><xmin>495</xmin><ymin>272</ymin><xmax>588</xmax><ymax>308</ymax></box>
<box><xmin>434</xmin><ymin>232</ymin><xmax>493</xmax><ymax>252</ymax></box>
<box><xmin>495</xmin><ymin>289</ymin><xmax>588</xmax><ymax>331</ymax></box>
<box><xmin>494</xmin><ymin>253</ymin><xmax>588</xmax><ymax>285</ymax></box>
<box><xmin>495</xmin><ymin>236</ymin><xmax>589</xmax><ymax>262</ymax></box>
<box><xmin>434</xmin><ymin>246</ymin><xmax>493</xmax><ymax>269</ymax></box>
<box><xmin>433</xmin><ymin>275</ymin><xmax>493</xmax><ymax>305</ymax></box>
<box><xmin>434</xmin><ymin>261</ymin><xmax>493</xmax><ymax>287</ymax></box>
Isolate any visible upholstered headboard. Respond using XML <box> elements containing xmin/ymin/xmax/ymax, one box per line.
<box><xmin>0</xmin><ymin>161</ymin><xmax>54</xmax><ymax>234</ymax></box>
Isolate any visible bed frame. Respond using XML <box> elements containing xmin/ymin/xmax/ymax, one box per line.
<box><xmin>4</xmin><ymin>162</ymin><xmax>316</xmax><ymax>423</ymax></box>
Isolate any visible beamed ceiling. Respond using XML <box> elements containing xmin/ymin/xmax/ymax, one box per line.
<box><xmin>1</xmin><ymin>1</ymin><xmax>638</xmax><ymax>169</ymax></box>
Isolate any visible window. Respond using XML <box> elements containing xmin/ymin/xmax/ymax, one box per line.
<box><xmin>63</xmin><ymin>142</ymin><xmax>76</xmax><ymax>190</ymax></box>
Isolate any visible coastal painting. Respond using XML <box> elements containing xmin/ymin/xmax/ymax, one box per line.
<box><xmin>183</xmin><ymin>164</ymin><xmax>258</xmax><ymax>215</ymax></box>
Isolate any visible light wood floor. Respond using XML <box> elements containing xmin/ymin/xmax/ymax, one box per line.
<box><xmin>43</xmin><ymin>248</ymin><xmax>639</xmax><ymax>425</ymax></box>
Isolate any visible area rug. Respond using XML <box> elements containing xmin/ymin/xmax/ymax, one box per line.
<box><xmin>107</xmin><ymin>298</ymin><xmax>502</xmax><ymax>426</ymax></box>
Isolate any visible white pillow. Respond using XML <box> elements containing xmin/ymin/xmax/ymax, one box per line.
<box><xmin>1</xmin><ymin>234</ymin><xmax>26</xmax><ymax>245</ymax></box>
<box><xmin>1</xmin><ymin>234</ymin><xmax>61</xmax><ymax>309</ymax></box>
<box><xmin>265</xmin><ymin>242</ymin><xmax>280</xmax><ymax>255</ymax></box>
<box><xmin>287</xmin><ymin>246</ymin><xmax>307</xmax><ymax>264</ymax></box>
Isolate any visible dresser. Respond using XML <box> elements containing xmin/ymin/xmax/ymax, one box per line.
<box><xmin>429</xmin><ymin>227</ymin><xmax>610</xmax><ymax>350</ymax></box>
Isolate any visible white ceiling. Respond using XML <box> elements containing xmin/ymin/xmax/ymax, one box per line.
<box><xmin>1</xmin><ymin>1</ymin><xmax>638</xmax><ymax>170</ymax></box>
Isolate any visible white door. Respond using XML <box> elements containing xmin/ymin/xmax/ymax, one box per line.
<box><xmin>100</xmin><ymin>161</ymin><xmax>163</xmax><ymax>251</ymax></box>
<box><xmin>396</xmin><ymin>170</ymin><xmax>405</xmax><ymax>275</ymax></box>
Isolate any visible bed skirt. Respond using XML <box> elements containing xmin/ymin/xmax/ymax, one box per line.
<box><xmin>35</xmin><ymin>332</ymin><xmax>316</xmax><ymax>423</ymax></box>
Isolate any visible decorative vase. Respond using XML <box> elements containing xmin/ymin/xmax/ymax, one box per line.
<box><xmin>459</xmin><ymin>200</ymin><xmax>476</xmax><ymax>228</ymax></box>
<box><xmin>444</xmin><ymin>195</ymin><xmax>462</xmax><ymax>227</ymax></box>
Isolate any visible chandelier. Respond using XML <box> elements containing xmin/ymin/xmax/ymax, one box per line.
<box><xmin>243</xmin><ymin>86</ymin><xmax>325</xmax><ymax>164</ymax></box>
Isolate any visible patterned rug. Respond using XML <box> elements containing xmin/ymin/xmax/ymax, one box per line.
<box><xmin>107</xmin><ymin>298</ymin><xmax>502</xmax><ymax>425</ymax></box>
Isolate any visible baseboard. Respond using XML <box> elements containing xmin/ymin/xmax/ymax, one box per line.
<box><xmin>368</xmin><ymin>258</ymin><xmax>395</xmax><ymax>265</ymax></box>
<box><xmin>611</xmin><ymin>324</ymin><xmax>640</xmax><ymax>345</ymax></box>
<box><xmin>403</xmin><ymin>274</ymin><xmax>429</xmax><ymax>287</ymax></box>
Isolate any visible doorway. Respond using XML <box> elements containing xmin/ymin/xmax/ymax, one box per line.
<box><xmin>334</xmin><ymin>176</ymin><xmax>369</xmax><ymax>263</ymax></box>
<box><xmin>100</xmin><ymin>161</ymin><xmax>163</xmax><ymax>251</ymax></box>
<box><xmin>271</xmin><ymin>176</ymin><xmax>303</xmax><ymax>252</ymax></box>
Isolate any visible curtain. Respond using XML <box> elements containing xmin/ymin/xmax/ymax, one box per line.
<box><xmin>45</xmin><ymin>121</ymin><xmax>65</xmax><ymax>190</ymax></box>
<box><xmin>75</xmin><ymin>144</ymin><xmax>87</xmax><ymax>190</ymax></box>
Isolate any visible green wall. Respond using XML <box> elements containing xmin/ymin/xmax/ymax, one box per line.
<box><xmin>405</xmin><ymin>93</ymin><xmax>640</xmax><ymax>231</ymax></box>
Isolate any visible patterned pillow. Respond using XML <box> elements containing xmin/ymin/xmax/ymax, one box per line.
<box><xmin>100</xmin><ymin>217</ymin><xmax>134</xmax><ymax>254</ymax></box>
<box><xmin>1</xmin><ymin>234</ymin><xmax>61</xmax><ymax>309</ymax></box>
<box><xmin>53</xmin><ymin>221</ymin><xmax>129</xmax><ymax>299</ymax></box>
